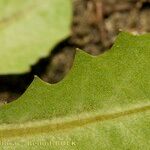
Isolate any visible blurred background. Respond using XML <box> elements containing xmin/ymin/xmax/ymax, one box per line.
<box><xmin>0</xmin><ymin>0</ymin><xmax>150</xmax><ymax>104</ymax></box>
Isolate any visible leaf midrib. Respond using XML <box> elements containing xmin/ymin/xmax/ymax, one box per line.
<box><xmin>0</xmin><ymin>104</ymin><xmax>149</xmax><ymax>139</ymax></box>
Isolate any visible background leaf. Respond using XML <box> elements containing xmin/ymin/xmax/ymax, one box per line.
<box><xmin>0</xmin><ymin>0</ymin><xmax>72</xmax><ymax>74</ymax></box>
<box><xmin>0</xmin><ymin>32</ymin><xmax>150</xmax><ymax>149</ymax></box>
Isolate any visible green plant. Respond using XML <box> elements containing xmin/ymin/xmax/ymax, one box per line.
<box><xmin>0</xmin><ymin>32</ymin><xmax>150</xmax><ymax>149</ymax></box>
<box><xmin>0</xmin><ymin>0</ymin><xmax>71</xmax><ymax>74</ymax></box>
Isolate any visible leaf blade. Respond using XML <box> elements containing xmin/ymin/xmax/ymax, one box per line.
<box><xmin>0</xmin><ymin>32</ymin><xmax>150</xmax><ymax>149</ymax></box>
<box><xmin>0</xmin><ymin>0</ymin><xmax>72</xmax><ymax>74</ymax></box>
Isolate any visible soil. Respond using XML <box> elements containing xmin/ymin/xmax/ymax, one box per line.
<box><xmin>0</xmin><ymin>0</ymin><xmax>150</xmax><ymax>104</ymax></box>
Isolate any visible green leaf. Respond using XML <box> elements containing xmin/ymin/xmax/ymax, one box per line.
<box><xmin>0</xmin><ymin>0</ymin><xmax>72</xmax><ymax>74</ymax></box>
<box><xmin>0</xmin><ymin>32</ymin><xmax>150</xmax><ymax>149</ymax></box>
